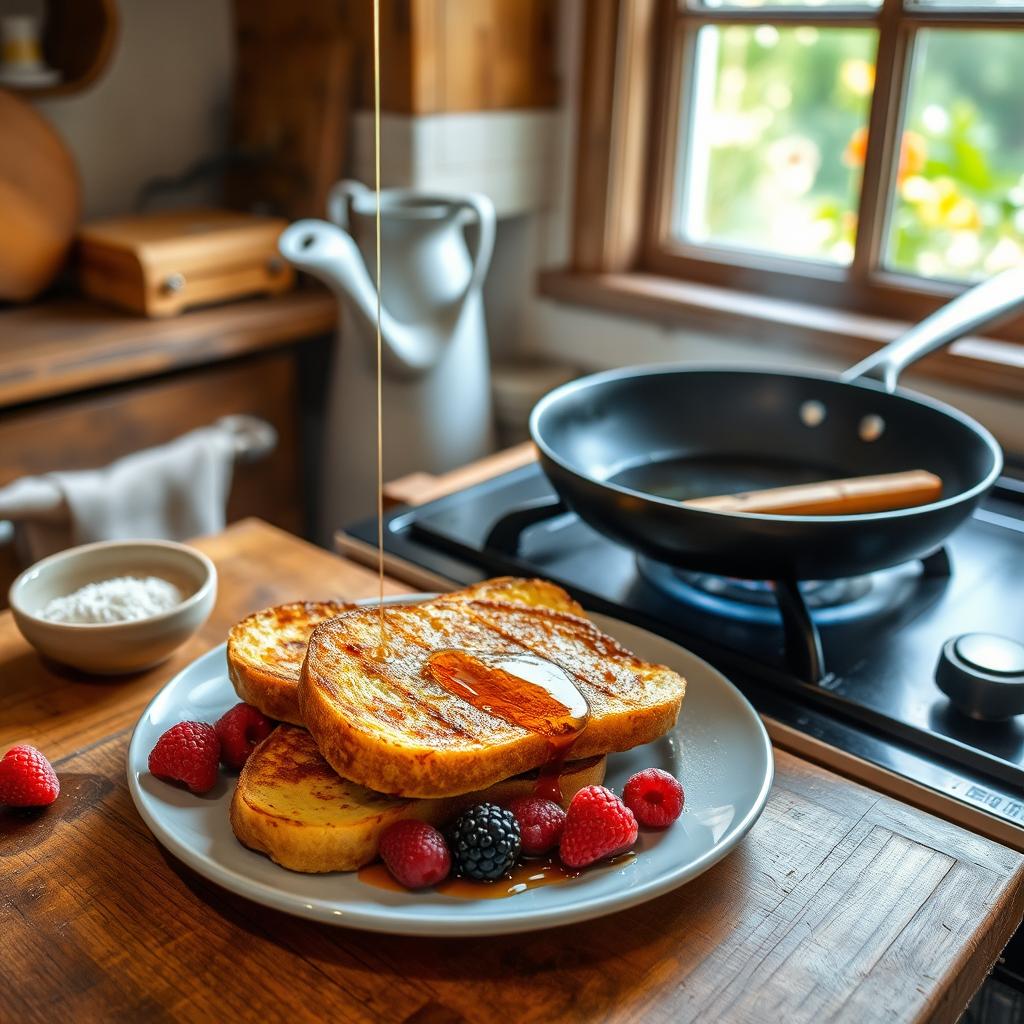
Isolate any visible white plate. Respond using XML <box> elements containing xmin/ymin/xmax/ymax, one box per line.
<box><xmin>127</xmin><ymin>598</ymin><xmax>773</xmax><ymax>935</ymax></box>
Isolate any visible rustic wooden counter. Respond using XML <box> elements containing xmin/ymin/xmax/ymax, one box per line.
<box><xmin>2</xmin><ymin>519</ymin><xmax>1022</xmax><ymax>1023</ymax></box>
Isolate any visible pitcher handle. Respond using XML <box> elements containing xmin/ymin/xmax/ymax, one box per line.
<box><xmin>842</xmin><ymin>265</ymin><xmax>1024</xmax><ymax>392</ymax></box>
<box><xmin>454</xmin><ymin>192</ymin><xmax>496</xmax><ymax>299</ymax></box>
<box><xmin>327</xmin><ymin>179</ymin><xmax>371</xmax><ymax>231</ymax></box>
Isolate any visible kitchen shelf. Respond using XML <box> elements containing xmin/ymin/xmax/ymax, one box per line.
<box><xmin>2</xmin><ymin>0</ymin><xmax>118</xmax><ymax>98</ymax></box>
<box><xmin>0</xmin><ymin>287</ymin><xmax>337</xmax><ymax>410</ymax></box>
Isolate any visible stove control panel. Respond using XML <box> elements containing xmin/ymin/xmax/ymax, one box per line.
<box><xmin>935</xmin><ymin>633</ymin><xmax>1024</xmax><ymax>721</ymax></box>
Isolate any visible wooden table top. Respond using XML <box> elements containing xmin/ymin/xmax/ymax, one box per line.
<box><xmin>2</xmin><ymin>518</ymin><xmax>1022</xmax><ymax>1023</ymax></box>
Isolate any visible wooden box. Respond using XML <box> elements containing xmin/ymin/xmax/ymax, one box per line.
<box><xmin>77</xmin><ymin>209</ymin><xmax>295</xmax><ymax>317</ymax></box>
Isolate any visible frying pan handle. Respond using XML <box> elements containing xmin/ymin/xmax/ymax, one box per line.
<box><xmin>841</xmin><ymin>265</ymin><xmax>1024</xmax><ymax>392</ymax></box>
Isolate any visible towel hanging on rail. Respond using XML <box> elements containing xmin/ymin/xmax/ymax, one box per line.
<box><xmin>0</xmin><ymin>415</ymin><xmax>276</xmax><ymax>563</ymax></box>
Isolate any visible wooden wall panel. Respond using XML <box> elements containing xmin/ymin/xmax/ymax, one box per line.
<box><xmin>228</xmin><ymin>0</ymin><xmax>353</xmax><ymax>219</ymax></box>
<box><xmin>346</xmin><ymin>0</ymin><xmax>558</xmax><ymax>114</ymax></box>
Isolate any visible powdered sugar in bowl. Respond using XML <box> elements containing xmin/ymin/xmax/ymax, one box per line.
<box><xmin>9</xmin><ymin>540</ymin><xmax>216</xmax><ymax>674</ymax></box>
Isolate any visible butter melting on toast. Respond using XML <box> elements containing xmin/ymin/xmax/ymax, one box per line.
<box><xmin>298</xmin><ymin>578</ymin><xmax>686</xmax><ymax>799</ymax></box>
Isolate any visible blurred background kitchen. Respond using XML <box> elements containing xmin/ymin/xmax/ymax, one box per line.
<box><xmin>1</xmin><ymin>0</ymin><xmax>1022</xmax><ymax>601</ymax></box>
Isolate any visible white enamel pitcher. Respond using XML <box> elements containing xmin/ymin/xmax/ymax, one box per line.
<box><xmin>279</xmin><ymin>180</ymin><xmax>497</xmax><ymax>534</ymax></box>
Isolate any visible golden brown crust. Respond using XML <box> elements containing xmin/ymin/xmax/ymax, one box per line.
<box><xmin>441</xmin><ymin>577</ymin><xmax>585</xmax><ymax>616</ymax></box>
<box><xmin>298</xmin><ymin>579</ymin><xmax>686</xmax><ymax>798</ymax></box>
<box><xmin>227</xmin><ymin>600</ymin><xmax>353</xmax><ymax>724</ymax></box>
<box><xmin>230</xmin><ymin>724</ymin><xmax>606</xmax><ymax>873</ymax></box>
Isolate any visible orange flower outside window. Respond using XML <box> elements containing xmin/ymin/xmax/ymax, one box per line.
<box><xmin>843</xmin><ymin>127</ymin><xmax>927</xmax><ymax>185</ymax></box>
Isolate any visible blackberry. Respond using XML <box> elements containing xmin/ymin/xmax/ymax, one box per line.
<box><xmin>447</xmin><ymin>803</ymin><xmax>522</xmax><ymax>881</ymax></box>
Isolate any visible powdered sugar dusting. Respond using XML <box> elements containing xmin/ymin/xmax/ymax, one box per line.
<box><xmin>41</xmin><ymin>576</ymin><xmax>184</xmax><ymax>624</ymax></box>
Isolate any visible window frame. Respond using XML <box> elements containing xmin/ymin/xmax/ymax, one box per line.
<box><xmin>547</xmin><ymin>0</ymin><xmax>1024</xmax><ymax>397</ymax></box>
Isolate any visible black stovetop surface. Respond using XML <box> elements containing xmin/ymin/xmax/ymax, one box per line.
<box><xmin>347</xmin><ymin>465</ymin><xmax>1024</xmax><ymax>829</ymax></box>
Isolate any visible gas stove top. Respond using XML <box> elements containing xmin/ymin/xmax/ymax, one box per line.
<box><xmin>343</xmin><ymin>464</ymin><xmax>1024</xmax><ymax>846</ymax></box>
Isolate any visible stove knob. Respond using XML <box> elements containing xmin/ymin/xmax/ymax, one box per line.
<box><xmin>935</xmin><ymin>633</ymin><xmax>1024</xmax><ymax>721</ymax></box>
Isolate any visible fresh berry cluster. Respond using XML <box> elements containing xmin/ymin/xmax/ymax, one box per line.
<box><xmin>376</xmin><ymin>768</ymin><xmax>685</xmax><ymax>890</ymax></box>
<box><xmin>148</xmin><ymin>702</ymin><xmax>272</xmax><ymax>794</ymax></box>
<box><xmin>0</xmin><ymin>744</ymin><xmax>60</xmax><ymax>808</ymax></box>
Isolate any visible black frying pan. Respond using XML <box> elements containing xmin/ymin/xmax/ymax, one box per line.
<box><xmin>530</xmin><ymin>268</ymin><xmax>1024</xmax><ymax>582</ymax></box>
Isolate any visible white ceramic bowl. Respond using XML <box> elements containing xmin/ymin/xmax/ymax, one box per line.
<box><xmin>9</xmin><ymin>540</ymin><xmax>217</xmax><ymax>674</ymax></box>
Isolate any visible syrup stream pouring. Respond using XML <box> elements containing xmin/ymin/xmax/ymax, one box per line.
<box><xmin>372</xmin><ymin>0</ymin><xmax>388</xmax><ymax>658</ymax></box>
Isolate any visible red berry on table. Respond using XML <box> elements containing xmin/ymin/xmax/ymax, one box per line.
<box><xmin>622</xmin><ymin>768</ymin><xmax>684</xmax><ymax>828</ymax></box>
<box><xmin>378</xmin><ymin>819</ymin><xmax>452</xmax><ymax>889</ymax></box>
<box><xmin>559</xmin><ymin>785</ymin><xmax>638</xmax><ymax>869</ymax></box>
<box><xmin>507</xmin><ymin>796</ymin><xmax>566</xmax><ymax>856</ymax></box>
<box><xmin>0</xmin><ymin>744</ymin><xmax>60</xmax><ymax>807</ymax></box>
<box><xmin>148</xmin><ymin>721</ymin><xmax>220</xmax><ymax>794</ymax></box>
<box><xmin>214</xmin><ymin>702</ymin><xmax>272</xmax><ymax>770</ymax></box>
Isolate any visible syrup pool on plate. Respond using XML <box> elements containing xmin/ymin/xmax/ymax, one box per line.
<box><xmin>358</xmin><ymin>851</ymin><xmax>636</xmax><ymax>900</ymax></box>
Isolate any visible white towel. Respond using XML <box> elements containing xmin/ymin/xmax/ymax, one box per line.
<box><xmin>10</xmin><ymin>426</ymin><xmax>235</xmax><ymax>563</ymax></box>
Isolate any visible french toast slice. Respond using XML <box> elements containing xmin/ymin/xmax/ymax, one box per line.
<box><xmin>299</xmin><ymin>578</ymin><xmax>686</xmax><ymax>798</ymax></box>
<box><xmin>231</xmin><ymin>724</ymin><xmax>606</xmax><ymax>873</ymax></box>
<box><xmin>224</xmin><ymin>580</ymin><xmax>578</xmax><ymax>727</ymax></box>
<box><xmin>228</xmin><ymin>600</ymin><xmax>353</xmax><ymax>724</ymax></box>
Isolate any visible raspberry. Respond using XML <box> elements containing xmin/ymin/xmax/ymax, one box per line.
<box><xmin>507</xmin><ymin>796</ymin><xmax>566</xmax><ymax>856</ymax></box>
<box><xmin>0</xmin><ymin>744</ymin><xmax>60</xmax><ymax>807</ymax></box>
<box><xmin>378</xmin><ymin>820</ymin><xmax>451</xmax><ymax>889</ymax></box>
<box><xmin>214</xmin><ymin>703</ymin><xmax>272</xmax><ymax>770</ymax></box>
<box><xmin>148</xmin><ymin>721</ymin><xmax>220</xmax><ymax>794</ymax></box>
<box><xmin>447</xmin><ymin>803</ymin><xmax>521</xmax><ymax>881</ymax></box>
<box><xmin>559</xmin><ymin>785</ymin><xmax>638</xmax><ymax>869</ymax></box>
<box><xmin>623</xmin><ymin>768</ymin><xmax>684</xmax><ymax>828</ymax></box>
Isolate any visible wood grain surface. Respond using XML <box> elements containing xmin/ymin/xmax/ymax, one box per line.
<box><xmin>345</xmin><ymin>0</ymin><xmax>558</xmax><ymax>114</ymax></box>
<box><xmin>2</xmin><ymin>519</ymin><xmax>1022</xmax><ymax>1023</ymax></box>
<box><xmin>382</xmin><ymin>441</ymin><xmax>537</xmax><ymax>508</ymax></box>
<box><xmin>0</xmin><ymin>289</ymin><xmax>336</xmax><ymax>410</ymax></box>
<box><xmin>228</xmin><ymin>0</ymin><xmax>352</xmax><ymax>220</ymax></box>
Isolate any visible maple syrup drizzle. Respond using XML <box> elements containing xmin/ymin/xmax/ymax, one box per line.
<box><xmin>426</xmin><ymin>650</ymin><xmax>590</xmax><ymax>801</ymax></box>
<box><xmin>358</xmin><ymin>851</ymin><xmax>636</xmax><ymax>900</ymax></box>
<box><xmin>372</xmin><ymin>0</ymin><xmax>388</xmax><ymax>659</ymax></box>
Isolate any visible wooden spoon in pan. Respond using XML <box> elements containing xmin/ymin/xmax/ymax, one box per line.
<box><xmin>683</xmin><ymin>469</ymin><xmax>942</xmax><ymax>516</ymax></box>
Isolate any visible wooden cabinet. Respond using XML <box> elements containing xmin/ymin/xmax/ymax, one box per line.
<box><xmin>345</xmin><ymin>0</ymin><xmax>558</xmax><ymax>114</ymax></box>
<box><xmin>0</xmin><ymin>290</ymin><xmax>337</xmax><ymax>601</ymax></box>
<box><xmin>0</xmin><ymin>353</ymin><xmax>304</xmax><ymax>532</ymax></box>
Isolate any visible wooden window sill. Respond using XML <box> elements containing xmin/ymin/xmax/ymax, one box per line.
<box><xmin>538</xmin><ymin>269</ymin><xmax>1024</xmax><ymax>400</ymax></box>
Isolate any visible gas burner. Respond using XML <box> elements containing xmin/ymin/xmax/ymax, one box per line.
<box><xmin>636</xmin><ymin>558</ymin><xmax>873</xmax><ymax>626</ymax></box>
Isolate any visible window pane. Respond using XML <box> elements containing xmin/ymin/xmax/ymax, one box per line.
<box><xmin>674</xmin><ymin>25</ymin><xmax>876</xmax><ymax>264</ymax></box>
<box><xmin>694</xmin><ymin>1</ymin><xmax>879</xmax><ymax>8</ymax></box>
<box><xmin>884</xmin><ymin>30</ymin><xmax>1024</xmax><ymax>282</ymax></box>
<box><xmin>906</xmin><ymin>1</ymin><xmax>1024</xmax><ymax>9</ymax></box>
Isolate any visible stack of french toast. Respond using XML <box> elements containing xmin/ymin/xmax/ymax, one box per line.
<box><xmin>226</xmin><ymin>577</ymin><xmax>687</xmax><ymax>874</ymax></box>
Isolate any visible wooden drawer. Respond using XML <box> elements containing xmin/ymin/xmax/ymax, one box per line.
<box><xmin>0</xmin><ymin>352</ymin><xmax>306</xmax><ymax>597</ymax></box>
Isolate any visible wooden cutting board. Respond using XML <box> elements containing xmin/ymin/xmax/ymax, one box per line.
<box><xmin>0</xmin><ymin>89</ymin><xmax>80</xmax><ymax>301</ymax></box>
